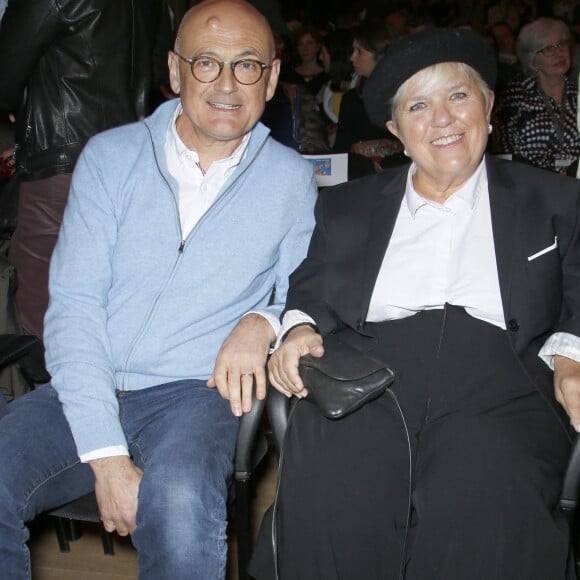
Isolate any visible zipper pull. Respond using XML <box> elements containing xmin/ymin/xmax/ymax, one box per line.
<box><xmin>178</xmin><ymin>240</ymin><xmax>185</xmax><ymax>253</ymax></box>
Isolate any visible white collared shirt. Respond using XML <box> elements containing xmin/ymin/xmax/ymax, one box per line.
<box><xmin>165</xmin><ymin>104</ymin><xmax>249</xmax><ymax>241</ymax></box>
<box><xmin>366</xmin><ymin>160</ymin><xmax>505</xmax><ymax>327</ymax></box>
<box><xmin>280</xmin><ymin>161</ymin><xmax>580</xmax><ymax>368</ymax></box>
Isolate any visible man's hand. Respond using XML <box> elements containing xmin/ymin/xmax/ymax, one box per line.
<box><xmin>268</xmin><ymin>324</ymin><xmax>324</xmax><ymax>398</ymax></box>
<box><xmin>207</xmin><ymin>314</ymin><xmax>275</xmax><ymax>416</ymax></box>
<box><xmin>554</xmin><ymin>354</ymin><xmax>580</xmax><ymax>431</ymax></box>
<box><xmin>89</xmin><ymin>456</ymin><xmax>143</xmax><ymax>536</ymax></box>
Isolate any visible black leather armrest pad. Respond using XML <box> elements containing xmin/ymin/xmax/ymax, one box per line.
<box><xmin>560</xmin><ymin>434</ymin><xmax>580</xmax><ymax>511</ymax></box>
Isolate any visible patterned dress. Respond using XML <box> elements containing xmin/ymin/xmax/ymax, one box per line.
<box><xmin>494</xmin><ymin>74</ymin><xmax>580</xmax><ymax>174</ymax></box>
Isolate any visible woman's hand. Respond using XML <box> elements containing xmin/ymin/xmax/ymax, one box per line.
<box><xmin>554</xmin><ymin>355</ymin><xmax>580</xmax><ymax>431</ymax></box>
<box><xmin>268</xmin><ymin>325</ymin><xmax>324</xmax><ymax>398</ymax></box>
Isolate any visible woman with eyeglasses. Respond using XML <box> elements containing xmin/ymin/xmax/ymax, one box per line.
<box><xmin>494</xmin><ymin>18</ymin><xmax>580</xmax><ymax>175</ymax></box>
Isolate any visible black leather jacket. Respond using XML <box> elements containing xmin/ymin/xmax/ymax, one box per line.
<box><xmin>0</xmin><ymin>0</ymin><xmax>171</xmax><ymax>181</ymax></box>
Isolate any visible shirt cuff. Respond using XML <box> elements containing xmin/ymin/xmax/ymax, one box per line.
<box><xmin>538</xmin><ymin>332</ymin><xmax>580</xmax><ymax>369</ymax></box>
<box><xmin>80</xmin><ymin>445</ymin><xmax>130</xmax><ymax>463</ymax></box>
<box><xmin>273</xmin><ymin>309</ymin><xmax>317</xmax><ymax>350</ymax></box>
<box><xmin>244</xmin><ymin>310</ymin><xmax>280</xmax><ymax>336</ymax></box>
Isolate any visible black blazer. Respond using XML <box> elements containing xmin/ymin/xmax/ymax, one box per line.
<box><xmin>286</xmin><ymin>156</ymin><xmax>580</xmax><ymax>427</ymax></box>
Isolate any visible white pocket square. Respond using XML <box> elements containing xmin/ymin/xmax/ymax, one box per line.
<box><xmin>527</xmin><ymin>236</ymin><xmax>558</xmax><ymax>262</ymax></box>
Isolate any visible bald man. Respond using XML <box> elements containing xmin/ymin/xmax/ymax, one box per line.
<box><xmin>0</xmin><ymin>1</ymin><xmax>317</xmax><ymax>577</ymax></box>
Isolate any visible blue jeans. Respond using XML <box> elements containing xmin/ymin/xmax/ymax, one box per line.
<box><xmin>0</xmin><ymin>380</ymin><xmax>239</xmax><ymax>580</ymax></box>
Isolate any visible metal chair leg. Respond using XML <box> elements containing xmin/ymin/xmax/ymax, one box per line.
<box><xmin>235</xmin><ymin>479</ymin><xmax>252</xmax><ymax>580</ymax></box>
<box><xmin>100</xmin><ymin>527</ymin><xmax>115</xmax><ymax>556</ymax></box>
<box><xmin>53</xmin><ymin>517</ymin><xmax>79</xmax><ymax>553</ymax></box>
<box><xmin>53</xmin><ymin>517</ymin><xmax>70</xmax><ymax>553</ymax></box>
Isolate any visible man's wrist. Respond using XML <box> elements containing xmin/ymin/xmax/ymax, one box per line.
<box><xmin>89</xmin><ymin>455</ymin><xmax>134</xmax><ymax>477</ymax></box>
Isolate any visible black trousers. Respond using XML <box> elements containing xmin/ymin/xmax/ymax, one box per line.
<box><xmin>250</xmin><ymin>306</ymin><xmax>573</xmax><ymax>580</ymax></box>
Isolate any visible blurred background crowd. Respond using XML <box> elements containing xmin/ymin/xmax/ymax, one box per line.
<box><xmin>178</xmin><ymin>0</ymin><xmax>580</xmax><ymax>177</ymax></box>
<box><xmin>5</xmin><ymin>0</ymin><xmax>580</xmax><ymax>175</ymax></box>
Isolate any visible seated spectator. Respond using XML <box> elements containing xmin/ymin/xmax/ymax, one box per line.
<box><xmin>386</xmin><ymin>8</ymin><xmax>410</xmax><ymax>36</ymax></box>
<box><xmin>487</xmin><ymin>0</ymin><xmax>520</xmax><ymax>32</ymax></box>
<box><xmin>0</xmin><ymin>1</ymin><xmax>317</xmax><ymax>577</ymax></box>
<box><xmin>283</xmin><ymin>28</ymin><xmax>328</xmax><ymax>97</ymax></box>
<box><xmin>250</xmin><ymin>27</ymin><xmax>578</xmax><ymax>580</ymax></box>
<box><xmin>272</xmin><ymin>26</ymin><xmax>331</xmax><ymax>153</ymax></box>
<box><xmin>333</xmin><ymin>20</ymin><xmax>400</xmax><ymax>165</ymax></box>
<box><xmin>489</xmin><ymin>21</ymin><xmax>520</xmax><ymax>94</ymax></box>
<box><xmin>494</xmin><ymin>17</ymin><xmax>580</xmax><ymax>175</ymax></box>
<box><xmin>317</xmin><ymin>28</ymin><xmax>356</xmax><ymax>146</ymax></box>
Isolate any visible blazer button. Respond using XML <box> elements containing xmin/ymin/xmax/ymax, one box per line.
<box><xmin>508</xmin><ymin>319</ymin><xmax>520</xmax><ymax>331</ymax></box>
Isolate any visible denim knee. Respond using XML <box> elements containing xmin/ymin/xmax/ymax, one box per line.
<box><xmin>132</xmin><ymin>463</ymin><xmax>230</xmax><ymax>579</ymax></box>
<box><xmin>0</xmin><ymin>386</ymin><xmax>94</xmax><ymax>580</ymax></box>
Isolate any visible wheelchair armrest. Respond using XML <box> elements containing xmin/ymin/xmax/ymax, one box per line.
<box><xmin>267</xmin><ymin>388</ymin><xmax>292</xmax><ymax>455</ymax></box>
<box><xmin>560</xmin><ymin>434</ymin><xmax>580</xmax><ymax>513</ymax></box>
<box><xmin>234</xmin><ymin>391</ymin><xmax>267</xmax><ymax>482</ymax></box>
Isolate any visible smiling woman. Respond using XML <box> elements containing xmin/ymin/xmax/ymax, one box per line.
<box><xmin>386</xmin><ymin>61</ymin><xmax>494</xmax><ymax>201</ymax></box>
<box><xmin>250</xmin><ymin>27</ymin><xmax>580</xmax><ymax>580</ymax></box>
<box><xmin>494</xmin><ymin>18</ymin><xmax>580</xmax><ymax>174</ymax></box>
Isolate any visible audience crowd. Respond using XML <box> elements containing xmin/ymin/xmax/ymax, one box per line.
<box><xmin>250</xmin><ymin>0</ymin><xmax>580</xmax><ymax>174</ymax></box>
<box><xmin>4</xmin><ymin>0</ymin><xmax>580</xmax><ymax>173</ymax></box>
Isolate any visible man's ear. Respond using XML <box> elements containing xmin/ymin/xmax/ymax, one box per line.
<box><xmin>168</xmin><ymin>51</ymin><xmax>181</xmax><ymax>95</ymax></box>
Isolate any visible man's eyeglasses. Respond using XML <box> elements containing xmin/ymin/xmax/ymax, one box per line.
<box><xmin>174</xmin><ymin>52</ymin><xmax>273</xmax><ymax>85</ymax></box>
<box><xmin>536</xmin><ymin>41</ymin><xmax>568</xmax><ymax>57</ymax></box>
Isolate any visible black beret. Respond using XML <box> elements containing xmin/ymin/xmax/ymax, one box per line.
<box><xmin>363</xmin><ymin>27</ymin><xmax>497</xmax><ymax>127</ymax></box>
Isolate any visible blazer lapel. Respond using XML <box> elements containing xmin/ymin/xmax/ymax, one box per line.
<box><xmin>358</xmin><ymin>169</ymin><xmax>407</xmax><ymax>327</ymax></box>
<box><xmin>354</xmin><ymin>159</ymin><xmax>519</xmax><ymax>328</ymax></box>
<box><xmin>486</xmin><ymin>157</ymin><xmax>519</xmax><ymax>322</ymax></box>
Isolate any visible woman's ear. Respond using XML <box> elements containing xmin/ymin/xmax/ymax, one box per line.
<box><xmin>487</xmin><ymin>90</ymin><xmax>495</xmax><ymax>119</ymax></box>
<box><xmin>386</xmin><ymin>120</ymin><xmax>399</xmax><ymax>139</ymax></box>
<box><xmin>527</xmin><ymin>59</ymin><xmax>539</xmax><ymax>75</ymax></box>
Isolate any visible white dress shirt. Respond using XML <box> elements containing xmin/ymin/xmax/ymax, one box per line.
<box><xmin>367</xmin><ymin>160</ymin><xmax>504</xmax><ymax>327</ymax></box>
<box><xmin>167</xmin><ymin>104</ymin><xmax>248</xmax><ymax>240</ymax></box>
<box><xmin>280</xmin><ymin>161</ymin><xmax>580</xmax><ymax>369</ymax></box>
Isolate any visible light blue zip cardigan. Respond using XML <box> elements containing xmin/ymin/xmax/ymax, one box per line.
<box><xmin>44</xmin><ymin>99</ymin><xmax>317</xmax><ymax>456</ymax></box>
